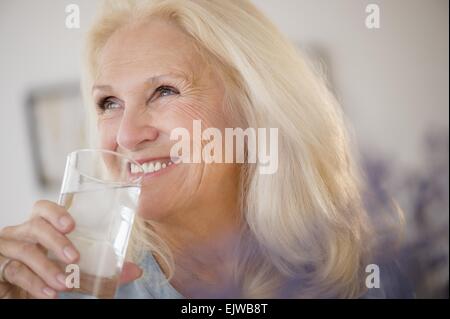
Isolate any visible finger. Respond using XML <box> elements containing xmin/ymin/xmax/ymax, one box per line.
<box><xmin>1</xmin><ymin>218</ymin><xmax>79</xmax><ymax>264</ymax></box>
<box><xmin>30</xmin><ymin>200</ymin><xmax>75</xmax><ymax>234</ymax></box>
<box><xmin>3</xmin><ymin>259</ymin><xmax>57</xmax><ymax>299</ymax></box>
<box><xmin>119</xmin><ymin>262</ymin><xmax>142</xmax><ymax>285</ymax></box>
<box><xmin>0</xmin><ymin>237</ymin><xmax>68</xmax><ymax>291</ymax></box>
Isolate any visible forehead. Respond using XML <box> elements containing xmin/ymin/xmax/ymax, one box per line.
<box><xmin>96</xmin><ymin>19</ymin><xmax>202</xmax><ymax>81</ymax></box>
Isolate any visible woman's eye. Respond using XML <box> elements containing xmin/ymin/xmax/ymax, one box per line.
<box><xmin>154</xmin><ymin>86</ymin><xmax>179</xmax><ymax>98</ymax></box>
<box><xmin>98</xmin><ymin>97</ymin><xmax>121</xmax><ymax>111</ymax></box>
<box><xmin>96</xmin><ymin>86</ymin><xmax>178</xmax><ymax>112</ymax></box>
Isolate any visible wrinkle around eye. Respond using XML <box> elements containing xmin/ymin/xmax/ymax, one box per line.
<box><xmin>148</xmin><ymin>85</ymin><xmax>180</xmax><ymax>103</ymax></box>
<box><xmin>94</xmin><ymin>84</ymin><xmax>182</xmax><ymax>115</ymax></box>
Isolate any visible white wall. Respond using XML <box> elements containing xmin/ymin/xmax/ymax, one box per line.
<box><xmin>254</xmin><ymin>0</ymin><xmax>449</xmax><ymax>167</ymax></box>
<box><xmin>0</xmin><ymin>0</ymin><xmax>97</xmax><ymax>227</ymax></box>
<box><xmin>1</xmin><ymin>0</ymin><xmax>448</xmax><ymax>228</ymax></box>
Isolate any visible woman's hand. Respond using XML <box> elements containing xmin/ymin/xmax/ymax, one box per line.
<box><xmin>0</xmin><ymin>200</ymin><xmax>79</xmax><ymax>298</ymax></box>
<box><xmin>0</xmin><ymin>200</ymin><xmax>143</xmax><ymax>299</ymax></box>
<box><xmin>0</xmin><ymin>200</ymin><xmax>142</xmax><ymax>298</ymax></box>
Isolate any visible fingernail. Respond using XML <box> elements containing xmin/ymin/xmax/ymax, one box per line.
<box><xmin>63</xmin><ymin>246</ymin><xmax>78</xmax><ymax>262</ymax></box>
<box><xmin>57</xmin><ymin>274</ymin><xmax>67</xmax><ymax>287</ymax></box>
<box><xmin>42</xmin><ymin>287</ymin><xmax>56</xmax><ymax>298</ymax></box>
<box><xmin>59</xmin><ymin>216</ymin><xmax>72</xmax><ymax>229</ymax></box>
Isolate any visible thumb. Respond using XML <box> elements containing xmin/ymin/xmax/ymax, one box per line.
<box><xmin>119</xmin><ymin>262</ymin><xmax>143</xmax><ymax>285</ymax></box>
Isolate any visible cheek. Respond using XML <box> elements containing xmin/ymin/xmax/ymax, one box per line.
<box><xmin>165</xmin><ymin>97</ymin><xmax>228</xmax><ymax>133</ymax></box>
<box><xmin>98</xmin><ymin>118</ymin><xmax>120</xmax><ymax>150</ymax></box>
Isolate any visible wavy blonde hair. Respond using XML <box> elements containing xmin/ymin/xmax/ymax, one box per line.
<box><xmin>82</xmin><ymin>0</ymin><xmax>376</xmax><ymax>298</ymax></box>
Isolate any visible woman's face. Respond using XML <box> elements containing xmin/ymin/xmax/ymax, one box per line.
<box><xmin>93</xmin><ymin>19</ymin><xmax>239</xmax><ymax>221</ymax></box>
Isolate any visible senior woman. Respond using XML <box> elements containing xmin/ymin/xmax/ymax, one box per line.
<box><xmin>0</xmin><ymin>0</ymin><xmax>398</xmax><ymax>299</ymax></box>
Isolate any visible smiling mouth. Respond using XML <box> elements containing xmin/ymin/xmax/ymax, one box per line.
<box><xmin>131</xmin><ymin>158</ymin><xmax>178</xmax><ymax>174</ymax></box>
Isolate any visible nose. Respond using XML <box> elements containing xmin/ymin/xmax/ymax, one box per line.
<box><xmin>116</xmin><ymin>107</ymin><xmax>159</xmax><ymax>151</ymax></box>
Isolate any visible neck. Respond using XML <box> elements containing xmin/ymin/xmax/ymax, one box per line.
<box><xmin>153</xmin><ymin>197</ymin><xmax>242</xmax><ymax>297</ymax></box>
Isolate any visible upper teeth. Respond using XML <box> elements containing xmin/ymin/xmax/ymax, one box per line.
<box><xmin>131</xmin><ymin>160</ymin><xmax>173</xmax><ymax>174</ymax></box>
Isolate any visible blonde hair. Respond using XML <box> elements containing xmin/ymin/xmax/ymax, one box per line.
<box><xmin>82</xmin><ymin>0</ymin><xmax>376</xmax><ymax>298</ymax></box>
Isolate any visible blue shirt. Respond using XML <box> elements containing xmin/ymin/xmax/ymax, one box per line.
<box><xmin>116</xmin><ymin>253</ymin><xmax>184</xmax><ymax>299</ymax></box>
<box><xmin>115</xmin><ymin>253</ymin><xmax>414</xmax><ymax>299</ymax></box>
<box><xmin>60</xmin><ymin>253</ymin><xmax>414</xmax><ymax>298</ymax></box>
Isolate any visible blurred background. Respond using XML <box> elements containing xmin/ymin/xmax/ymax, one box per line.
<box><xmin>0</xmin><ymin>0</ymin><xmax>448</xmax><ymax>298</ymax></box>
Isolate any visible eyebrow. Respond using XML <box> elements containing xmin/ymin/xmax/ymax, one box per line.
<box><xmin>92</xmin><ymin>72</ymin><xmax>192</xmax><ymax>93</ymax></box>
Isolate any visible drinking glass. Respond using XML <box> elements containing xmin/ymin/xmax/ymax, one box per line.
<box><xmin>52</xmin><ymin>149</ymin><xmax>144</xmax><ymax>298</ymax></box>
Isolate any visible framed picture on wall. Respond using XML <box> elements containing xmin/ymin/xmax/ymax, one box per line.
<box><xmin>25</xmin><ymin>82</ymin><xmax>87</xmax><ymax>190</ymax></box>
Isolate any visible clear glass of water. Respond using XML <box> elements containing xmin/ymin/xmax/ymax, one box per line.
<box><xmin>53</xmin><ymin>149</ymin><xmax>144</xmax><ymax>299</ymax></box>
